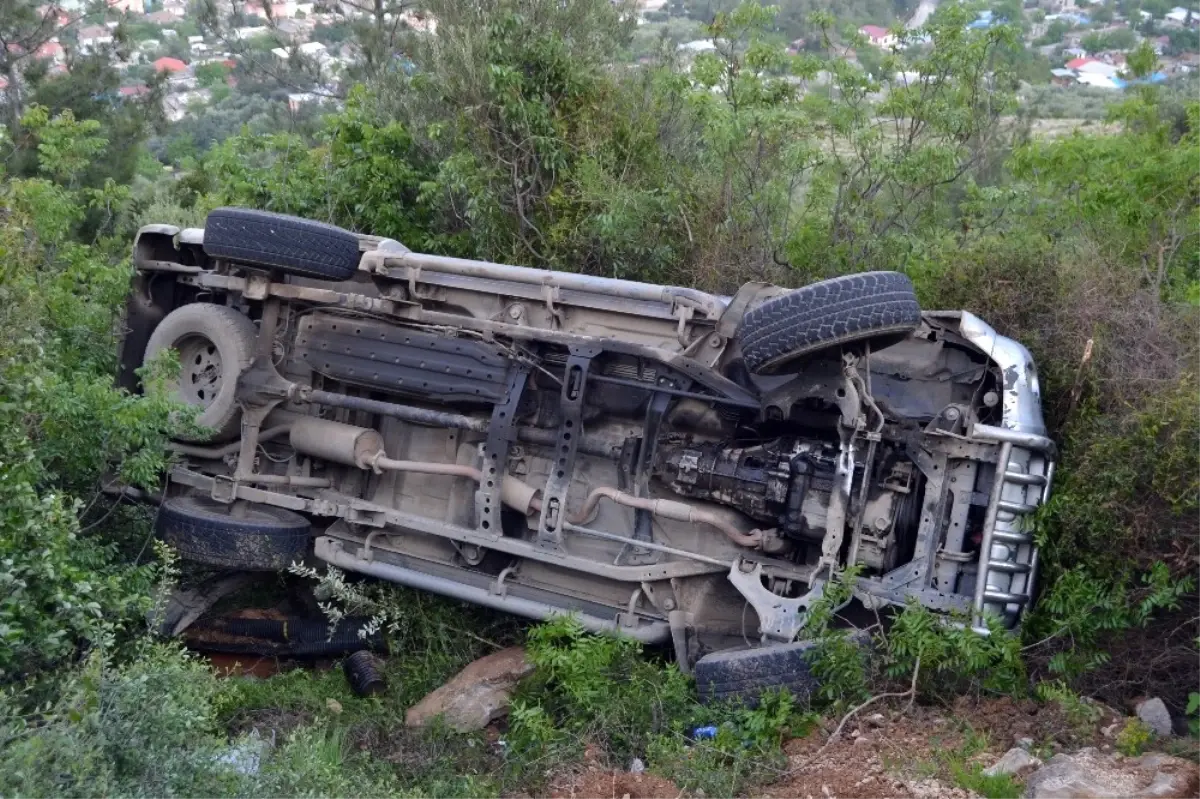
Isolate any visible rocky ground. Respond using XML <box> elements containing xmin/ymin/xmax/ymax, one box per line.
<box><xmin>542</xmin><ymin>697</ymin><xmax>1200</xmax><ymax>799</ymax></box>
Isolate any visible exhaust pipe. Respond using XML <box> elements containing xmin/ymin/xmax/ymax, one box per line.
<box><xmin>289</xmin><ymin>417</ymin><xmax>541</xmax><ymax>515</ymax></box>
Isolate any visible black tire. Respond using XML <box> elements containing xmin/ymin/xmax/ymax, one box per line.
<box><xmin>144</xmin><ymin>303</ymin><xmax>257</xmax><ymax>442</ymax></box>
<box><xmin>203</xmin><ymin>207</ymin><xmax>362</xmax><ymax>281</ymax></box>
<box><xmin>737</xmin><ymin>272</ymin><xmax>921</xmax><ymax>375</ymax></box>
<box><xmin>694</xmin><ymin>641</ymin><xmax>822</xmax><ymax>706</ymax></box>
<box><xmin>157</xmin><ymin>496</ymin><xmax>311</xmax><ymax>571</ymax></box>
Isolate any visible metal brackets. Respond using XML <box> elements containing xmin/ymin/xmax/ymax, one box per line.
<box><xmin>537</xmin><ymin>347</ymin><xmax>597</xmax><ymax>547</ymax></box>
<box><xmin>477</xmin><ymin>367</ymin><xmax>530</xmax><ymax>536</ymax></box>
<box><xmin>619</xmin><ymin>388</ymin><xmax>675</xmax><ymax>565</ymax></box>
<box><xmin>727</xmin><ymin>558</ymin><xmax>830</xmax><ymax>642</ymax></box>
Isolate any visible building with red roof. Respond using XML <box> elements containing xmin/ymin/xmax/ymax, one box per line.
<box><xmin>153</xmin><ymin>56</ymin><xmax>188</xmax><ymax>73</ymax></box>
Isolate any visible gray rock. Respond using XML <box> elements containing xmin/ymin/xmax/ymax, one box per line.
<box><xmin>1023</xmin><ymin>748</ymin><xmax>1199</xmax><ymax>799</ymax></box>
<box><xmin>1016</xmin><ymin>736</ymin><xmax>1035</xmax><ymax>750</ymax></box>
<box><xmin>215</xmin><ymin>729</ymin><xmax>273</xmax><ymax>776</ymax></box>
<box><xmin>629</xmin><ymin>757</ymin><xmax>645</xmax><ymax>774</ymax></box>
<box><xmin>984</xmin><ymin>747</ymin><xmax>1042</xmax><ymax>778</ymax></box>
<box><xmin>405</xmin><ymin>646</ymin><xmax>534</xmax><ymax>732</ymax></box>
<box><xmin>1136</xmin><ymin>697</ymin><xmax>1174</xmax><ymax>737</ymax></box>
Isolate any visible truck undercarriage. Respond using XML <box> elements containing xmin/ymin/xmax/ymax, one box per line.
<box><xmin>121</xmin><ymin>208</ymin><xmax>1055</xmax><ymax>670</ymax></box>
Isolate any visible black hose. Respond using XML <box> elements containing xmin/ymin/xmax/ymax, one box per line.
<box><xmin>343</xmin><ymin>650</ymin><xmax>387</xmax><ymax>696</ymax></box>
<box><xmin>186</xmin><ymin>614</ymin><xmax>385</xmax><ymax>656</ymax></box>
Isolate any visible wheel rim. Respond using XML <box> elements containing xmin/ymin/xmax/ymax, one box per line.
<box><xmin>176</xmin><ymin>335</ymin><xmax>223</xmax><ymax>409</ymax></box>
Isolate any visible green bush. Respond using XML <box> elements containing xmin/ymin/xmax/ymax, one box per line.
<box><xmin>0</xmin><ymin>644</ymin><xmax>239</xmax><ymax>798</ymax></box>
<box><xmin>0</xmin><ymin>109</ymin><xmax>180</xmax><ymax>684</ymax></box>
<box><xmin>510</xmin><ymin>616</ymin><xmax>694</xmax><ymax>766</ymax></box>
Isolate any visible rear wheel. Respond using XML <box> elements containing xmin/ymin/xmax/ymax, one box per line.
<box><xmin>143</xmin><ymin>303</ymin><xmax>257</xmax><ymax>442</ymax></box>
<box><xmin>737</xmin><ymin>272</ymin><xmax>921</xmax><ymax>375</ymax></box>
<box><xmin>157</xmin><ymin>496</ymin><xmax>311</xmax><ymax>571</ymax></box>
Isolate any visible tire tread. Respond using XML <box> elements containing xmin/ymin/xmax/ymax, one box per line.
<box><xmin>737</xmin><ymin>272</ymin><xmax>921</xmax><ymax>374</ymax></box>
<box><xmin>203</xmin><ymin>207</ymin><xmax>361</xmax><ymax>281</ymax></box>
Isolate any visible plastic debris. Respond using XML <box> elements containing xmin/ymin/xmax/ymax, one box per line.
<box><xmin>693</xmin><ymin>725</ymin><xmax>718</xmax><ymax>740</ymax></box>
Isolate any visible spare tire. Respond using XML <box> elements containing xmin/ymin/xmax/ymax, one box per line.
<box><xmin>157</xmin><ymin>496</ymin><xmax>311</xmax><ymax>571</ymax></box>
<box><xmin>144</xmin><ymin>302</ymin><xmax>257</xmax><ymax>442</ymax></box>
<box><xmin>203</xmin><ymin>207</ymin><xmax>362</xmax><ymax>281</ymax></box>
<box><xmin>737</xmin><ymin>272</ymin><xmax>921</xmax><ymax>375</ymax></box>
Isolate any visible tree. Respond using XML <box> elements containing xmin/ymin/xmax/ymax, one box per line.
<box><xmin>0</xmin><ymin>107</ymin><xmax>178</xmax><ymax>681</ymax></box>
<box><xmin>1011</xmin><ymin>45</ymin><xmax>1198</xmax><ymax>300</ymax></box>
<box><xmin>1036</xmin><ymin>19</ymin><xmax>1070</xmax><ymax>45</ymax></box>
<box><xmin>1081</xmin><ymin>27</ymin><xmax>1137</xmax><ymax>53</ymax></box>
<box><xmin>0</xmin><ymin>0</ymin><xmax>81</xmax><ymax>131</ymax></box>
<box><xmin>19</xmin><ymin>53</ymin><xmax>166</xmax><ymax>199</ymax></box>
<box><xmin>194</xmin><ymin>60</ymin><xmax>229</xmax><ymax>87</ymax></box>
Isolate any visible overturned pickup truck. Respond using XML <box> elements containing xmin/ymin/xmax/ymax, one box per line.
<box><xmin>120</xmin><ymin>208</ymin><xmax>1054</xmax><ymax>685</ymax></box>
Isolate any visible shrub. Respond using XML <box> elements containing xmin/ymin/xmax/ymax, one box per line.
<box><xmin>510</xmin><ymin>616</ymin><xmax>693</xmax><ymax>765</ymax></box>
<box><xmin>0</xmin><ymin>109</ymin><xmax>180</xmax><ymax>684</ymax></box>
<box><xmin>0</xmin><ymin>644</ymin><xmax>239</xmax><ymax>798</ymax></box>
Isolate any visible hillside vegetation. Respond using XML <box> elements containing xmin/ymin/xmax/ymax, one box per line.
<box><xmin>0</xmin><ymin>0</ymin><xmax>1196</xmax><ymax>795</ymax></box>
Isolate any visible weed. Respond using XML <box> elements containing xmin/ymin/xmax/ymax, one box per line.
<box><xmin>645</xmin><ymin>727</ymin><xmax>788</xmax><ymax>798</ymax></box>
<box><xmin>1034</xmin><ymin>680</ymin><xmax>1103</xmax><ymax>728</ymax></box>
<box><xmin>917</xmin><ymin>725</ymin><xmax>1023</xmax><ymax>799</ymax></box>
<box><xmin>512</xmin><ymin>615</ymin><xmax>693</xmax><ymax>765</ymax></box>
<box><xmin>1187</xmin><ymin>692</ymin><xmax>1199</xmax><ymax>737</ymax></box>
<box><xmin>949</xmin><ymin>762</ymin><xmax>1022</xmax><ymax>799</ymax></box>
<box><xmin>1116</xmin><ymin>718</ymin><xmax>1153</xmax><ymax>756</ymax></box>
<box><xmin>883</xmin><ymin>602</ymin><xmax>1026</xmax><ymax>697</ymax></box>
<box><xmin>800</xmin><ymin>565</ymin><xmax>871</xmax><ymax>708</ymax></box>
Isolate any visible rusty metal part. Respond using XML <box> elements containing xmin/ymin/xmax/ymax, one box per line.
<box><xmin>179</xmin><ymin>271</ymin><xmax>397</xmax><ymax>315</ymax></box>
<box><xmin>368</xmin><ymin>456</ymin><xmax>541</xmax><ymax>516</ymax></box>
<box><xmin>566</xmin><ymin>486</ymin><xmax>764</xmax><ymax>549</ymax></box>
<box><xmin>289</xmin><ymin>417</ymin><xmax>384</xmax><ymax>468</ymax></box>
<box><xmin>171</xmin><ymin>465</ymin><xmax>737</xmax><ymax>583</ymax></box>
<box><xmin>298</xmin><ymin>387</ymin><xmax>621</xmax><ymax>458</ymax></box>
<box><xmin>285</xmin><ymin>417</ymin><xmax>544</xmax><ymax>516</ymax></box>
<box><xmin>241</xmin><ymin>474</ymin><xmax>332</xmax><ymax>487</ymax></box>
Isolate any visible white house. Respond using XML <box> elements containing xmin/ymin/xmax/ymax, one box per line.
<box><xmin>859</xmin><ymin>24</ymin><xmax>898</xmax><ymax>49</ymax></box>
<box><xmin>1165</xmin><ymin>6</ymin><xmax>1195</xmax><ymax>25</ymax></box>
<box><xmin>77</xmin><ymin>24</ymin><xmax>114</xmax><ymax>52</ymax></box>
<box><xmin>677</xmin><ymin>39</ymin><xmax>718</xmax><ymax>54</ymax></box>
<box><xmin>233</xmin><ymin>25</ymin><xmax>270</xmax><ymax>40</ymax></box>
<box><xmin>287</xmin><ymin>91</ymin><xmax>319</xmax><ymax>112</ymax></box>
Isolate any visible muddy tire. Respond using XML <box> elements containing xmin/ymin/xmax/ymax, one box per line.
<box><xmin>737</xmin><ymin>272</ymin><xmax>921</xmax><ymax>375</ymax></box>
<box><xmin>144</xmin><ymin>303</ymin><xmax>257</xmax><ymax>442</ymax></box>
<box><xmin>157</xmin><ymin>496</ymin><xmax>311</xmax><ymax>571</ymax></box>
<box><xmin>203</xmin><ymin>207</ymin><xmax>362</xmax><ymax>281</ymax></box>
<box><xmin>694</xmin><ymin>641</ymin><xmax>823</xmax><ymax>706</ymax></box>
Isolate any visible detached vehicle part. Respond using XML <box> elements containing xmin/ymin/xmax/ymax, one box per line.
<box><xmin>119</xmin><ymin>207</ymin><xmax>1055</xmax><ymax>678</ymax></box>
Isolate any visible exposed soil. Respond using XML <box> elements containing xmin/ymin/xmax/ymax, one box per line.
<box><xmin>550</xmin><ymin>770</ymin><xmax>685</xmax><ymax>799</ymax></box>
<box><xmin>205</xmin><ymin>651</ymin><xmax>287</xmax><ymax>679</ymax></box>
<box><xmin>543</xmin><ymin>696</ymin><xmax>1127</xmax><ymax>799</ymax></box>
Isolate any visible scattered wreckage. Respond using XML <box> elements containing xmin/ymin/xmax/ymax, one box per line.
<box><xmin>119</xmin><ymin>207</ymin><xmax>1054</xmax><ymax>687</ymax></box>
